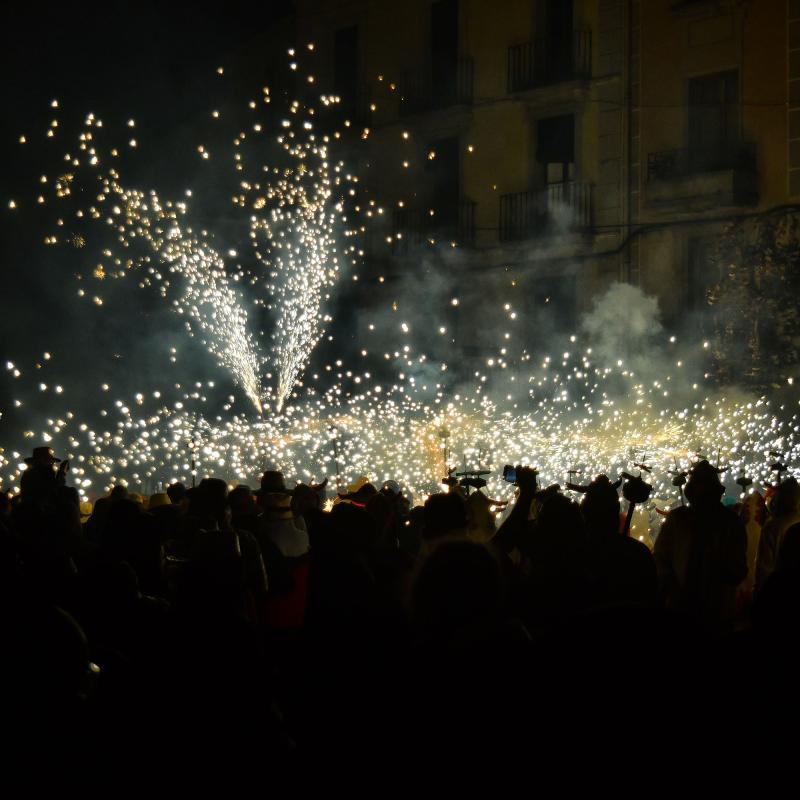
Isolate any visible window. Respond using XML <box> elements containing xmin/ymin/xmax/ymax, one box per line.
<box><xmin>431</xmin><ymin>0</ymin><xmax>459</xmax><ymax>107</ymax></box>
<box><xmin>687</xmin><ymin>70</ymin><xmax>739</xmax><ymax>172</ymax></box>
<box><xmin>537</xmin><ymin>114</ymin><xmax>575</xmax><ymax>185</ymax></box>
<box><xmin>540</xmin><ymin>0</ymin><xmax>574</xmax><ymax>83</ymax></box>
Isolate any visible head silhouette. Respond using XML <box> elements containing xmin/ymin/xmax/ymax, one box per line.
<box><xmin>189</xmin><ymin>478</ymin><xmax>229</xmax><ymax>529</ymax></box>
<box><xmin>411</xmin><ymin>538</ymin><xmax>504</xmax><ymax>635</ymax></box>
<box><xmin>423</xmin><ymin>492</ymin><xmax>468</xmax><ymax>540</ymax></box>
<box><xmin>684</xmin><ymin>460</ymin><xmax>724</xmax><ymax>507</ymax></box>
<box><xmin>769</xmin><ymin>477</ymin><xmax>800</xmax><ymax>517</ymax></box>
<box><xmin>581</xmin><ymin>474</ymin><xmax>621</xmax><ymax>537</ymax></box>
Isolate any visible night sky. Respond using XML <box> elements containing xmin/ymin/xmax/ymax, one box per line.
<box><xmin>0</xmin><ymin>3</ymin><xmax>295</xmax><ymax>413</ymax></box>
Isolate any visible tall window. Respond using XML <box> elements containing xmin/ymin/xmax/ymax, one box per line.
<box><xmin>537</xmin><ymin>114</ymin><xmax>575</xmax><ymax>185</ymax></box>
<box><xmin>688</xmin><ymin>70</ymin><xmax>739</xmax><ymax>172</ymax></box>
<box><xmin>538</xmin><ymin>0</ymin><xmax>574</xmax><ymax>82</ymax></box>
<box><xmin>431</xmin><ymin>0</ymin><xmax>459</xmax><ymax>107</ymax></box>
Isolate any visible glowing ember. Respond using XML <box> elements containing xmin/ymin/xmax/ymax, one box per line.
<box><xmin>1</xmin><ymin>50</ymin><xmax>798</xmax><ymax>529</ymax></box>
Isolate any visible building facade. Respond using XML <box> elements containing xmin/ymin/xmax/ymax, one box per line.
<box><xmin>292</xmin><ymin>0</ymin><xmax>794</xmax><ymax>340</ymax></box>
<box><xmin>636</xmin><ymin>0</ymin><xmax>794</xmax><ymax>327</ymax></box>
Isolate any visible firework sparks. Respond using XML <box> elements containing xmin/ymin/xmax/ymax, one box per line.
<box><xmin>1</xmin><ymin>51</ymin><xmax>798</xmax><ymax>540</ymax></box>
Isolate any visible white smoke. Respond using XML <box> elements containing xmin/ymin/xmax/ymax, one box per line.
<box><xmin>581</xmin><ymin>282</ymin><xmax>663</xmax><ymax>370</ymax></box>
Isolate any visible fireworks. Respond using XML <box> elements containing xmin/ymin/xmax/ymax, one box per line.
<box><xmin>244</xmin><ymin>122</ymin><xmax>346</xmax><ymax>411</ymax></box>
<box><xmin>1</xmin><ymin>49</ymin><xmax>799</xmax><ymax>533</ymax></box>
<box><xmin>2</xmin><ymin>339</ymin><xmax>798</xmax><ymax>522</ymax></box>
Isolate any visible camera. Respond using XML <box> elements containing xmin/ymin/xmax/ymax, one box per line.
<box><xmin>503</xmin><ymin>465</ymin><xmax>516</xmax><ymax>483</ymax></box>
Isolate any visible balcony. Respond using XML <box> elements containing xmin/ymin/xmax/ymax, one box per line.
<box><xmin>507</xmin><ymin>30</ymin><xmax>592</xmax><ymax>93</ymax></box>
<box><xmin>646</xmin><ymin>142</ymin><xmax>757</xmax><ymax>208</ymax></box>
<box><xmin>391</xmin><ymin>198</ymin><xmax>476</xmax><ymax>253</ymax></box>
<box><xmin>399</xmin><ymin>56</ymin><xmax>474</xmax><ymax>116</ymax></box>
<box><xmin>499</xmin><ymin>182</ymin><xmax>593</xmax><ymax>242</ymax></box>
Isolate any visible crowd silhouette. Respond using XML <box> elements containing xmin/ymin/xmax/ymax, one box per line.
<box><xmin>3</xmin><ymin>444</ymin><xmax>799</xmax><ymax>775</ymax></box>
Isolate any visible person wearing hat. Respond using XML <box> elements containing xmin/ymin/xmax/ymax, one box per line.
<box><xmin>257</xmin><ymin>471</ymin><xmax>310</xmax><ymax>630</ymax></box>
<box><xmin>20</xmin><ymin>446</ymin><xmax>69</xmax><ymax>503</ymax></box>
<box><xmin>258</xmin><ymin>471</ymin><xmax>309</xmax><ymax>558</ymax></box>
<box><xmin>381</xmin><ymin>479</ymin><xmax>401</xmax><ymax>497</ymax></box>
<box><xmin>337</xmin><ymin>476</ymin><xmax>378</xmax><ymax>508</ymax></box>
<box><xmin>148</xmin><ymin>492</ymin><xmax>171</xmax><ymax>511</ymax></box>
<box><xmin>654</xmin><ymin>460</ymin><xmax>747</xmax><ymax>631</ymax></box>
<box><xmin>580</xmin><ymin>474</ymin><xmax>658</xmax><ymax>609</ymax></box>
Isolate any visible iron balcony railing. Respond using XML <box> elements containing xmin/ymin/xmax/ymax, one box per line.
<box><xmin>647</xmin><ymin>141</ymin><xmax>756</xmax><ymax>182</ymax></box>
<box><xmin>399</xmin><ymin>56</ymin><xmax>474</xmax><ymax>116</ymax></box>
<box><xmin>507</xmin><ymin>30</ymin><xmax>592</xmax><ymax>93</ymax></box>
<box><xmin>458</xmin><ymin>197</ymin><xmax>476</xmax><ymax>246</ymax></box>
<box><xmin>391</xmin><ymin>208</ymin><xmax>425</xmax><ymax>254</ymax></box>
<box><xmin>499</xmin><ymin>182</ymin><xmax>593</xmax><ymax>242</ymax></box>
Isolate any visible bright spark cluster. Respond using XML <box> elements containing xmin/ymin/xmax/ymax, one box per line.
<box><xmin>2</xmin><ymin>52</ymin><xmax>799</xmax><ymax>545</ymax></box>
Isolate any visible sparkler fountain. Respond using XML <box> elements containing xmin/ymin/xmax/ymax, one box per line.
<box><xmin>1</xmin><ymin>48</ymin><xmax>799</xmax><ymax>531</ymax></box>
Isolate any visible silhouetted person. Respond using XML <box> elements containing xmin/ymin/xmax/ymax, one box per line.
<box><xmin>581</xmin><ymin>474</ymin><xmax>659</xmax><ymax>608</ymax></box>
<box><xmin>258</xmin><ymin>472</ymin><xmax>309</xmax><ymax>557</ymax></box>
<box><xmin>257</xmin><ymin>472</ymin><xmax>309</xmax><ymax>630</ymax></box>
<box><xmin>422</xmin><ymin>491</ymin><xmax>468</xmax><ymax>551</ymax></box>
<box><xmin>291</xmin><ymin>481</ymin><xmax>328</xmax><ymax>546</ymax></box>
<box><xmin>465</xmin><ymin>490</ymin><xmax>502</xmax><ymax>544</ymax></box>
<box><xmin>19</xmin><ymin>446</ymin><xmax>68</xmax><ymax>505</ymax></box>
<box><xmin>181</xmin><ymin>478</ymin><xmax>267</xmax><ymax>623</ymax></box>
<box><xmin>654</xmin><ymin>460</ymin><xmax>747</xmax><ymax>632</ymax></box>
<box><xmin>166</xmin><ymin>481</ymin><xmax>187</xmax><ymax>505</ymax></box>
<box><xmin>411</xmin><ymin>537</ymin><xmax>505</xmax><ymax>641</ymax></box>
<box><xmin>228</xmin><ymin>484</ymin><xmax>259</xmax><ymax>535</ymax></box>
<box><xmin>7</xmin><ymin>603</ymin><xmax>96</xmax><ymax>721</ymax></box>
<box><xmin>754</xmin><ymin>477</ymin><xmax>800</xmax><ymax>594</ymax></box>
<box><xmin>405</xmin><ymin>538</ymin><xmax>529</xmax><ymax>760</ymax></box>
<box><xmin>493</xmin><ymin>470</ymin><xmax>586</xmax><ymax>628</ymax></box>
<box><xmin>108</xmin><ymin>484</ymin><xmax>128</xmax><ymax>503</ymax></box>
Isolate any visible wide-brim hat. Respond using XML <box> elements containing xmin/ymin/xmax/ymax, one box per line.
<box><xmin>148</xmin><ymin>492</ymin><xmax>171</xmax><ymax>510</ymax></box>
<box><xmin>259</xmin><ymin>470</ymin><xmax>294</xmax><ymax>495</ymax></box>
<box><xmin>338</xmin><ymin>482</ymin><xmax>378</xmax><ymax>506</ymax></box>
<box><xmin>25</xmin><ymin>446</ymin><xmax>61</xmax><ymax>465</ymax></box>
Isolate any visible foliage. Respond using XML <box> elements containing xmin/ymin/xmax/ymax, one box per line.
<box><xmin>707</xmin><ymin>210</ymin><xmax>800</xmax><ymax>389</ymax></box>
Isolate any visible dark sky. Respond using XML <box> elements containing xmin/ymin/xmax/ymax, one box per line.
<box><xmin>1</xmin><ymin>3</ymin><xmax>290</xmax><ymax>110</ymax></box>
<box><xmin>0</xmin><ymin>2</ymin><xmax>295</xmax><ymax>416</ymax></box>
<box><xmin>1</xmin><ymin>2</ymin><xmax>294</xmax><ymax>189</ymax></box>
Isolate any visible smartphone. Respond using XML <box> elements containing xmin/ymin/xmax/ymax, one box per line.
<box><xmin>503</xmin><ymin>465</ymin><xmax>516</xmax><ymax>483</ymax></box>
